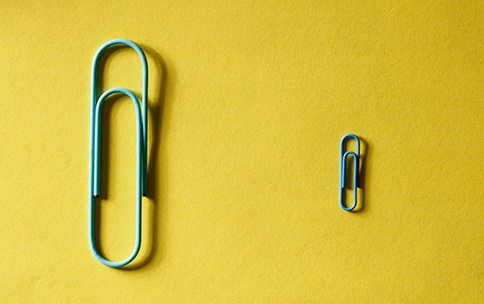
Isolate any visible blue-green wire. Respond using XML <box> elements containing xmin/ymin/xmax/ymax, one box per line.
<box><xmin>89</xmin><ymin>39</ymin><xmax>148</xmax><ymax>268</ymax></box>
<box><xmin>340</xmin><ymin>134</ymin><xmax>360</xmax><ymax>211</ymax></box>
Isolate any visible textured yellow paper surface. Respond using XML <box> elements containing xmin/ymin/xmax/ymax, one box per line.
<box><xmin>1</xmin><ymin>1</ymin><xmax>484</xmax><ymax>303</ymax></box>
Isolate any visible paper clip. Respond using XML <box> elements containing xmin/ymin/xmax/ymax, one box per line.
<box><xmin>340</xmin><ymin>134</ymin><xmax>360</xmax><ymax>211</ymax></box>
<box><xmin>89</xmin><ymin>39</ymin><xmax>148</xmax><ymax>267</ymax></box>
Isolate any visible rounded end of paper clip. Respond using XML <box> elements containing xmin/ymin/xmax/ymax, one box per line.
<box><xmin>340</xmin><ymin>204</ymin><xmax>357</xmax><ymax>212</ymax></box>
<box><xmin>94</xmin><ymin>194</ymin><xmax>100</xmax><ymax>198</ymax></box>
<box><xmin>340</xmin><ymin>186</ymin><xmax>357</xmax><ymax>212</ymax></box>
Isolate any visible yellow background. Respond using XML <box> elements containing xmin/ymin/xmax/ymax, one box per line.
<box><xmin>1</xmin><ymin>0</ymin><xmax>484</xmax><ymax>303</ymax></box>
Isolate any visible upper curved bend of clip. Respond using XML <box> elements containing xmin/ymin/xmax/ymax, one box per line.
<box><xmin>89</xmin><ymin>39</ymin><xmax>148</xmax><ymax>268</ymax></box>
<box><xmin>340</xmin><ymin>134</ymin><xmax>360</xmax><ymax>211</ymax></box>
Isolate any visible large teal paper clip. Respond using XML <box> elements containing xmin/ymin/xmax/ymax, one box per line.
<box><xmin>340</xmin><ymin>134</ymin><xmax>360</xmax><ymax>211</ymax></box>
<box><xmin>89</xmin><ymin>39</ymin><xmax>148</xmax><ymax>267</ymax></box>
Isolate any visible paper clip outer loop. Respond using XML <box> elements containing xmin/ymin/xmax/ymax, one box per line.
<box><xmin>89</xmin><ymin>39</ymin><xmax>148</xmax><ymax>268</ymax></box>
<box><xmin>340</xmin><ymin>134</ymin><xmax>360</xmax><ymax>211</ymax></box>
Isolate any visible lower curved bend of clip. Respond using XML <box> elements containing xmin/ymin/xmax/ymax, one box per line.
<box><xmin>89</xmin><ymin>39</ymin><xmax>148</xmax><ymax>268</ymax></box>
<box><xmin>340</xmin><ymin>134</ymin><xmax>361</xmax><ymax>211</ymax></box>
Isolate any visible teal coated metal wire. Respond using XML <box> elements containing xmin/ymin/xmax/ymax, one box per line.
<box><xmin>340</xmin><ymin>134</ymin><xmax>360</xmax><ymax>211</ymax></box>
<box><xmin>89</xmin><ymin>39</ymin><xmax>148</xmax><ymax>267</ymax></box>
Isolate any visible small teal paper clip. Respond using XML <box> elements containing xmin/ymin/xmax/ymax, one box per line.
<box><xmin>89</xmin><ymin>39</ymin><xmax>148</xmax><ymax>267</ymax></box>
<box><xmin>340</xmin><ymin>134</ymin><xmax>360</xmax><ymax>211</ymax></box>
